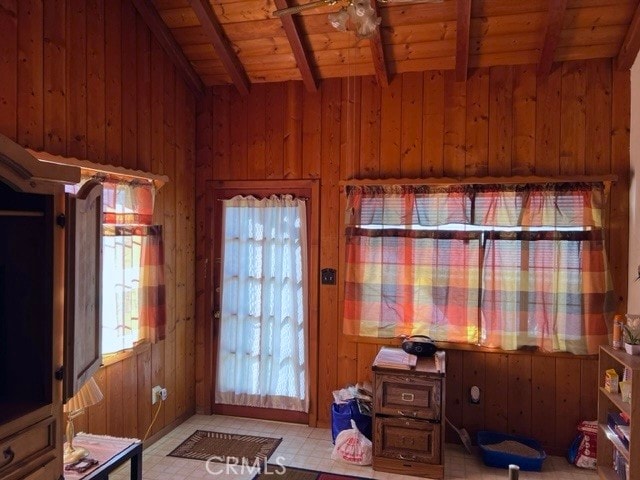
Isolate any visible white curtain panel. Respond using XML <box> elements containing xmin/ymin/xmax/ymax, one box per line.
<box><xmin>215</xmin><ymin>195</ymin><xmax>309</xmax><ymax>412</ymax></box>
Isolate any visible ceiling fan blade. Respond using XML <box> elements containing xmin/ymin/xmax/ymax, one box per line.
<box><xmin>272</xmin><ymin>0</ymin><xmax>338</xmax><ymax>17</ymax></box>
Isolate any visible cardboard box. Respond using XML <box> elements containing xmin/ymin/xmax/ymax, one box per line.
<box><xmin>605</xmin><ymin>369</ymin><xmax>619</xmax><ymax>393</ymax></box>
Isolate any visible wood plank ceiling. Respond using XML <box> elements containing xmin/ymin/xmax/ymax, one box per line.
<box><xmin>137</xmin><ymin>0</ymin><xmax>640</xmax><ymax>95</ymax></box>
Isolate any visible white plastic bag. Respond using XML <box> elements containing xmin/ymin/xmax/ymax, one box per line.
<box><xmin>331</xmin><ymin>420</ymin><xmax>372</xmax><ymax>465</ymax></box>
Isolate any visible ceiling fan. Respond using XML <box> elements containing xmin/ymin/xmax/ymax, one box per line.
<box><xmin>272</xmin><ymin>0</ymin><xmax>443</xmax><ymax>39</ymax></box>
<box><xmin>273</xmin><ymin>0</ymin><xmax>381</xmax><ymax>39</ymax></box>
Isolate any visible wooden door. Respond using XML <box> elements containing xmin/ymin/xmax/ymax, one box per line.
<box><xmin>64</xmin><ymin>180</ymin><xmax>103</xmax><ymax>399</ymax></box>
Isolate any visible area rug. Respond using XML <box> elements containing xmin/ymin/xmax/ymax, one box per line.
<box><xmin>168</xmin><ymin>430</ymin><xmax>282</xmax><ymax>464</ymax></box>
<box><xmin>252</xmin><ymin>465</ymin><xmax>372</xmax><ymax>480</ymax></box>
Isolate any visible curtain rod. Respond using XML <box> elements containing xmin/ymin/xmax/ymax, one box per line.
<box><xmin>340</xmin><ymin>174</ymin><xmax>618</xmax><ymax>188</ymax></box>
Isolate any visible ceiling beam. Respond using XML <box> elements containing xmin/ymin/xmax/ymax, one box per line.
<box><xmin>369</xmin><ymin>0</ymin><xmax>390</xmax><ymax>88</ymax></box>
<box><xmin>537</xmin><ymin>0</ymin><xmax>568</xmax><ymax>76</ymax></box>
<box><xmin>616</xmin><ymin>3</ymin><xmax>640</xmax><ymax>70</ymax></box>
<box><xmin>455</xmin><ymin>0</ymin><xmax>472</xmax><ymax>82</ymax></box>
<box><xmin>131</xmin><ymin>0</ymin><xmax>204</xmax><ymax>97</ymax></box>
<box><xmin>274</xmin><ymin>0</ymin><xmax>318</xmax><ymax>92</ymax></box>
<box><xmin>189</xmin><ymin>0</ymin><xmax>251</xmax><ymax>95</ymax></box>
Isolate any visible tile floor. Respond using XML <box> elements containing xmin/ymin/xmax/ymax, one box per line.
<box><xmin>109</xmin><ymin>415</ymin><xmax>598</xmax><ymax>480</ymax></box>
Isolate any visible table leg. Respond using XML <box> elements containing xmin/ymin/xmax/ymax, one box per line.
<box><xmin>130</xmin><ymin>448</ymin><xmax>142</xmax><ymax>480</ymax></box>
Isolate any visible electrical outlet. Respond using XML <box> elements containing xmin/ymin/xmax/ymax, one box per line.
<box><xmin>159</xmin><ymin>388</ymin><xmax>168</xmax><ymax>401</ymax></box>
<box><xmin>152</xmin><ymin>385</ymin><xmax>163</xmax><ymax>405</ymax></box>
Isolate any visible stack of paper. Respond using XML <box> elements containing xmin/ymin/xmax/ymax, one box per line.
<box><xmin>373</xmin><ymin>347</ymin><xmax>417</xmax><ymax>369</ymax></box>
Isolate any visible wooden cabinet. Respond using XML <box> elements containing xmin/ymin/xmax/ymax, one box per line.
<box><xmin>0</xmin><ymin>134</ymin><xmax>100</xmax><ymax>480</ymax></box>
<box><xmin>372</xmin><ymin>352</ymin><xmax>446</xmax><ymax>479</ymax></box>
<box><xmin>597</xmin><ymin>345</ymin><xmax>640</xmax><ymax>480</ymax></box>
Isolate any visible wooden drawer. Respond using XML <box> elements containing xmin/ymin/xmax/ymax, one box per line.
<box><xmin>375</xmin><ymin>373</ymin><xmax>441</xmax><ymax>420</ymax></box>
<box><xmin>374</xmin><ymin>416</ymin><xmax>441</xmax><ymax>464</ymax></box>
<box><xmin>0</xmin><ymin>417</ymin><xmax>56</xmax><ymax>479</ymax></box>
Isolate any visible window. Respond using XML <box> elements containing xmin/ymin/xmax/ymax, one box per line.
<box><xmin>343</xmin><ymin>182</ymin><xmax>614</xmax><ymax>355</ymax></box>
<box><xmin>68</xmin><ymin>174</ymin><xmax>166</xmax><ymax>355</ymax></box>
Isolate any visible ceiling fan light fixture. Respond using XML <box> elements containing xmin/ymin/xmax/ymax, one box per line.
<box><xmin>328</xmin><ymin>7</ymin><xmax>349</xmax><ymax>31</ymax></box>
<box><xmin>345</xmin><ymin>0</ymin><xmax>381</xmax><ymax>39</ymax></box>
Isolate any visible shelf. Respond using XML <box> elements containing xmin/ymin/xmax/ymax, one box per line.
<box><xmin>599</xmin><ymin>387</ymin><xmax>631</xmax><ymax>417</ymax></box>
<box><xmin>600</xmin><ymin>345</ymin><xmax>640</xmax><ymax>369</ymax></box>
<box><xmin>599</xmin><ymin>423</ymin><xmax>629</xmax><ymax>462</ymax></box>
<box><xmin>597</xmin><ymin>465</ymin><xmax>621</xmax><ymax>480</ymax></box>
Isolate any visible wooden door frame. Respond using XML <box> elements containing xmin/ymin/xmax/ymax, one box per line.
<box><xmin>201</xmin><ymin>179</ymin><xmax>320</xmax><ymax>426</ymax></box>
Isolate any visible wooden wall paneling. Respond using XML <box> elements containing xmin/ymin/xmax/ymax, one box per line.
<box><xmin>584</xmin><ymin>59</ymin><xmax>611</xmax><ymax>176</ymax></box>
<box><xmin>284</xmin><ymin>81</ymin><xmax>303</xmax><ymax>178</ymax></box>
<box><xmin>579</xmin><ymin>358</ymin><xmax>598</xmax><ymax>422</ymax></box>
<box><xmin>534</xmin><ymin>66</ymin><xmax>561</xmax><ymax>176</ymax></box>
<box><xmin>265</xmin><ymin>83</ymin><xmax>285</xmax><ymax>179</ymax></box>
<box><xmin>162</xmin><ymin>59</ymin><xmax>178</xmax><ymax>423</ymax></box>
<box><xmin>530</xmin><ymin>355</ymin><xmax>556</xmax><ymax>450</ymax></box>
<box><xmin>610</xmin><ymin>69</ymin><xmax>630</xmax><ymax>312</ymax></box>
<box><xmin>86</xmin><ymin>0</ymin><xmax>105</xmax><ymax>163</ymax></box>
<box><xmin>65</xmin><ymin>0</ymin><xmax>86</xmax><ymax>158</ymax></box>
<box><xmin>340</xmin><ymin>77</ymin><xmax>361</xmax><ymax>179</ymax></box>
<box><xmin>104</xmin><ymin>0</ymin><xmax>122</xmax><ymax>165</ymax></box>
<box><xmin>379</xmin><ymin>76</ymin><xmax>402</xmax><ymax>177</ymax></box>
<box><xmin>212</xmin><ymin>86</ymin><xmax>231</xmax><ymax>180</ymax></box>
<box><xmin>121</xmin><ymin>354</ymin><xmax>139</xmax><ymax>438</ymax></box>
<box><xmin>136</xmin><ymin>16</ymin><xmax>152</xmax><ymax>172</ymax></box>
<box><xmin>134</xmin><ymin>348</ymin><xmax>153</xmax><ymax>439</ymax></box>
<box><xmin>511</xmin><ymin>65</ymin><xmax>536</xmax><ymax>175</ymax></box>
<box><xmin>461</xmin><ymin>351</ymin><xmax>486</xmax><ymax>441</ymax></box>
<box><xmin>87</xmin><ymin>367</ymin><xmax>107</xmax><ymax>434</ymax></box>
<box><xmin>185</xmin><ymin>87</ymin><xmax>197</xmax><ymax>415</ymax></box>
<box><xmin>195</xmin><ymin>89</ymin><xmax>213</xmax><ymax>414</ymax></box>
<box><xmin>400</xmin><ymin>71</ymin><xmax>423</xmax><ymax>177</ymax></box>
<box><xmin>174</xmin><ymin>78</ymin><xmax>189</xmax><ymax>417</ymax></box>
<box><xmin>506</xmin><ymin>354</ymin><xmax>532</xmax><ymax>437</ymax></box>
<box><xmin>302</xmin><ymin>89</ymin><xmax>322</xmax><ymax>179</ymax></box>
<box><xmin>483</xmin><ymin>352</ymin><xmax>509</xmax><ymax>433</ymax></box>
<box><xmin>121</xmin><ymin>0</ymin><xmax>137</xmax><ymax>169</ymax></box>
<box><xmin>247</xmin><ymin>84</ymin><xmax>266</xmax><ymax>179</ymax></box>
<box><xmin>43</xmin><ymin>0</ymin><xmax>66</xmax><ymax>155</ymax></box>
<box><xmin>487</xmin><ymin>66</ymin><xmax>513</xmax><ymax>176</ymax></box>
<box><xmin>356</xmin><ymin>343</ymin><xmax>379</xmax><ymax>385</ymax></box>
<box><xmin>555</xmin><ymin>357</ymin><xmax>581</xmax><ymax>451</ymax></box>
<box><xmin>359</xmin><ymin>76</ymin><xmax>381</xmax><ymax>178</ymax></box>
<box><xmin>106</xmin><ymin>362</ymin><xmax>124</xmax><ymax>436</ymax></box>
<box><xmin>150</xmin><ymin>37</ymin><xmax>167</xmax><ymax>431</ymax></box>
<box><xmin>319</xmin><ymin>79</ymin><xmax>342</xmax><ymax>424</ymax></box>
<box><xmin>228</xmin><ymin>91</ymin><xmax>248</xmax><ymax>180</ymax></box>
<box><xmin>0</xmin><ymin>0</ymin><xmax>17</xmax><ymax>140</ymax></box>
<box><xmin>464</xmin><ymin>67</ymin><xmax>489</xmax><ymax>177</ymax></box>
<box><xmin>443</xmin><ymin>70</ymin><xmax>466</xmax><ymax>176</ymax></box>
<box><xmin>443</xmin><ymin>349</ymin><xmax>463</xmax><ymax>443</ymax></box>
<box><xmin>559</xmin><ymin>61</ymin><xmax>587</xmax><ymax>175</ymax></box>
<box><xmin>422</xmin><ymin>70</ymin><xmax>445</xmax><ymax>176</ymax></box>
<box><xmin>18</xmin><ymin>0</ymin><xmax>44</xmax><ymax>151</ymax></box>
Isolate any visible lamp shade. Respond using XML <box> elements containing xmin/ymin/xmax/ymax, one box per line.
<box><xmin>64</xmin><ymin>377</ymin><xmax>103</xmax><ymax>414</ymax></box>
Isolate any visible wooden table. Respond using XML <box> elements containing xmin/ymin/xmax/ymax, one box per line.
<box><xmin>63</xmin><ymin>433</ymin><xmax>142</xmax><ymax>480</ymax></box>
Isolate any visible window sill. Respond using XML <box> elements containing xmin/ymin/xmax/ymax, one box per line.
<box><xmin>343</xmin><ymin>335</ymin><xmax>599</xmax><ymax>359</ymax></box>
<box><xmin>101</xmin><ymin>341</ymin><xmax>151</xmax><ymax>367</ymax></box>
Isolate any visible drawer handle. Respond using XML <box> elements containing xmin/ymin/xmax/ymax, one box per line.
<box><xmin>398</xmin><ymin>410</ymin><xmax>418</xmax><ymax>417</ymax></box>
<box><xmin>1</xmin><ymin>447</ymin><xmax>14</xmax><ymax>468</ymax></box>
<box><xmin>401</xmin><ymin>393</ymin><xmax>414</xmax><ymax>402</ymax></box>
<box><xmin>399</xmin><ymin>453</ymin><xmax>416</xmax><ymax>461</ymax></box>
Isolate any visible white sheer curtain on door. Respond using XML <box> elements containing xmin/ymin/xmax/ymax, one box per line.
<box><xmin>215</xmin><ymin>195</ymin><xmax>309</xmax><ymax>412</ymax></box>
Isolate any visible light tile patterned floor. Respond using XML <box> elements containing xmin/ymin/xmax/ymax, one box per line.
<box><xmin>109</xmin><ymin>415</ymin><xmax>598</xmax><ymax>480</ymax></box>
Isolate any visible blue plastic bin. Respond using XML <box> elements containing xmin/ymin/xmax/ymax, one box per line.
<box><xmin>477</xmin><ymin>431</ymin><xmax>547</xmax><ymax>471</ymax></box>
<box><xmin>330</xmin><ymin>400</ymin><xmax>372</xmax><ymax>443</ymax></box>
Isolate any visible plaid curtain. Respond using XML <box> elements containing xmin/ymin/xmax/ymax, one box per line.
<box><xmin>343</xmin><ymin>183</ymin><xmax>613</xmax><ymax>354</ymax></box>
<box><xmin>99</xmin><ymin>176</ymin><xmax>166</xmax><ymax>346</ymax></box>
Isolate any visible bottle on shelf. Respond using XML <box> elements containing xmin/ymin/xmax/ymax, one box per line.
<box><xmin>613</xmin><ymin>314</ymin><xmax>624</xmax><ymax>349</ymax></box>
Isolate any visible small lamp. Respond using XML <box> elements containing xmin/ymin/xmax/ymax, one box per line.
<box><xmin>63</xmin><ymin>377</ymin><xmax>104</xmax><ymax>464</ymax></box>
